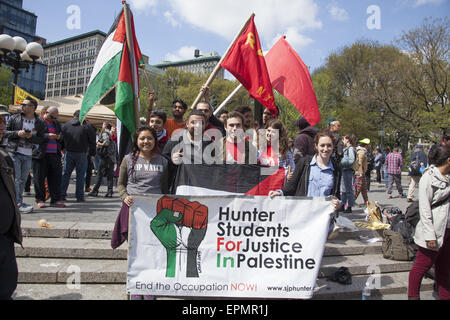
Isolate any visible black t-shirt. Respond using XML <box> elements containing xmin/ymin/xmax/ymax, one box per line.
<box><xmin>0</xmin><ymin>173</ymin><xmax>15</xmax><ymax>235</ymax></box>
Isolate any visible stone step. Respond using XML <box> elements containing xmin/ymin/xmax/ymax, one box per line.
<box><xmin>13</xmin><ymin>284</ymin><xmax>127</xmax><ymax>300</ymax></box>
<box><xmin>16</xmin><ymin>237</ymin><xmax>128</xmax><ymax>260</ymax></box>
<box><xmin>16</xmin><ymin>252</ymin><xmax>413</xmax><ymax>285</ymax></box>
<box><xmin>20</xmin><ymin>220</ymin><xmax>384</xmax><ymax>241</ymax></box>
<box><xmin>16</xmin><ymin>257</ymin><xmax>432</xmax><ymax>300</ymax></box>
<box><xmin>312</xmin><ymin>271</ymin><xmax>435</xmax><ymax>300</ymax></box>
<box><xmin>319</xmin><ymin>253</ymin><xmax>414</xmax><ymax>278</ymax></box>
<box><xmin>16</xmin><ymin>236</ymin><xmax>383</xmax><ymax>260</ymax></box>
<box><xmin>21</xmin><ymin>221</ymin><xmax>115</xmax><ymax>240</ymax></box>
<box><xmin>16</xmin><ymin>257</ymin><xmax>127</xmax><ymax>284</ymax></box>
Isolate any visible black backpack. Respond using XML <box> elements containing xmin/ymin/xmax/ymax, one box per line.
<box><xmin>405</xmin><ymin>194</ymin><xmax>450</xmax><ymax>228</ymax></box>
<box><xmin>409</xmin><ymin>157</ymin><xmax>421</xmax><ymax>176</ymax></box>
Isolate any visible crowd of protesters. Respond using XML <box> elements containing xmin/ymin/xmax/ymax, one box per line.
<box><xmin>0</xmin><ymin>93</ymin><xmax>449</xmax><ymax>300</ymax></box>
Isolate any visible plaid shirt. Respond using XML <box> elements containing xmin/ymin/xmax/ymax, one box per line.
<box><xmin>386</xmin><ymin>152</ymin><xmax>403</xmax><ymax>174</ymax></box>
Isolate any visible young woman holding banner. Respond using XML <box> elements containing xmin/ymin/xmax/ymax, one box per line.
<box><xmin>268</xmin><ymin>129</ymin><xmax>341</xmax><ymax>238</ymax></box>
<box><xmin>112</xmin><ymin>125</ymin><xmax>169</xmax><ymax>249</ymax></box>
<box><xmin>111</xmin><ymin>125</ymin><xmax>169</xmax><ymax>300</ymax></box>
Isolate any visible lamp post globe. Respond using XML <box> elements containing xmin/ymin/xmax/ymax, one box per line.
<box><xmin>12</xmin><ymin>36</ymin><xmax>27</xmax><ymax>53</ymax></box>
<box><xmin>0</xmin><ymin>34</ymin><xmax>15</xmax><ymax>54</ymax></box>
<box><xmin>25</xmin><ymin>42</ymin><xmax>43</xmax><ymax>60</ymax></box>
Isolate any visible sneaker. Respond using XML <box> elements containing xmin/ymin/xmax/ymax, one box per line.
<box><xmin>407</xmin><ymin>198</ymin><xmax>413</xmax><ymax>202</ymax></box>
<box><xmin>327</xmin><ymin>226</ymin><xmax>341</xmax><ymax>240</ymax></box>
<box><xmin>85</xmin><ymin>187</ymin><xmax>92</xmax><ymax>193</ymax></box>
<box><xmin>399</xmin><ymin>194</ymin><xmax>406</xmax><ymax>198</ymax></box>
<box><xmin>19</xmin><ymin>204</ymin><xmax>33</xmax><ymax>214</ymax></box>
<box><xmin>51</xmin><ymin>201</ymin><xmax>66</xmax><ymax>208</ymax></box>
<box><xmin>387</xmin><ymin>195</ymin><xmax>392</xmax><ymax>199</ymax></box>
<box><xmin>37</xmin><ymin>201</ymin><xmax>46</xmax><ymax>208</ymax></box>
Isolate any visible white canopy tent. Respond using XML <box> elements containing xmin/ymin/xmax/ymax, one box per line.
<box><xmin>10</xmin><ymin>95</ymin><xmax>116</xmax><ymax>127</ymax></box>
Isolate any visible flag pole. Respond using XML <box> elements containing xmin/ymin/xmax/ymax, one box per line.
<box><xmin>190</xmin><ymin>13</ymin><xmax>255</xmax><ymax>110</ymax></box>
<box><xmin>213</xmin><ymin>83</ymin><xmax>243</xmax><ymax>116</ymax></box>
<box><xmin>122</xmin><ymin>0</ymin><xmax>140</xmax><ymax>130</ymax></box>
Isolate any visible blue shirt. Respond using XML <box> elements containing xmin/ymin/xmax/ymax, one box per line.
<box><xmin>307</xmin><ymin>155</ymin><xmax>335</xmax><ymax>197</ymax></box>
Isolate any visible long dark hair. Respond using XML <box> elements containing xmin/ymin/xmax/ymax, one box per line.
<box><xmin>129</xmin><ymin>125</ymin><xmax>158</xmax><ymax>182</ymax></box>
<box><xmin>266</xmin><ymin>119</ymin><xmax>289</xmax><ymax>159</ymax></box>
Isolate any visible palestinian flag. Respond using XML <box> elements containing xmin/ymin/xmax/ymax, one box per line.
<box><xmin>79</xmin><ymin>6</ymin><xmax>143</xmax><ymax>160</ymax></box>
<box><xmin>174</xmin><ymin>164</ymin><xmax>286</xmax><ymax>196</ymax></box>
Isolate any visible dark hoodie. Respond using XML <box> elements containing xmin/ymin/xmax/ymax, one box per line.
<box><xmin>61</xmin><ymin>117</ymin><xmax>95</xmax><ymax>154</ymax></box>
<box><xmin>293</xmin><ymin>126</ymin><xmax>319</xmax><ymax>163</ymax></box>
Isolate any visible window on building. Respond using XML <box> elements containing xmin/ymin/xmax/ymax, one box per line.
<box><xmin>69</xmin><ymin>88</ymin><xmax>76</xmax><ymax>95</ymax></box>
<box><xmin>47</xmin><ymin>74</ymin><xmax>54</xmax><ymax>81</ymax></box>
<box><xmin>62</xmin><ymin>72</ymin><xmax>69</xmax><ymax>79</ymax></box>
<box><xmin>71</xmin><ymin>62</ymin><xmax>77</xmax><ymax>68</ymax></box>
<box><xmin>70</xmin><ymin>70</ymin><xmax>77</xmax><ymax>77</ymax></box>
<box><xmin>55</xmin><ymin>82</ymin><xmax>61</xmax><ymax>88</ymax></box>
<box><xmin>88</xmin><ymin>49</ymin><xmax>96</xmax><ymax>56</ymax></box>
<box><xmin>72</xmin><ymin>53</ymin><xmax>79</xmax><ymax>60</ymax></box>
<box><xmin>48</xmin><ymin>66</ymin><xmax>55</xmax><ymax>73</ymax></box>
<box><xmin>78</xmin><ymin>69</ymin><xmax>85</xmax><ymax>76</ymax></box>
<box><xmin>73</xmin><ymin>44</ymin><xmax>79</xmax><ymax>51</ymax></box>
<box><xmin>76</xmin><ymin>87</ymin><xmax>84</xmax><ymax>94</ymax></box>
<box><xmin>80</xmin><ymin>51</ymin><xmax>86</xmax><ymax>58</ymax></box>
<box><xmin>61</xmin><ymin>89</ymin><xmax>67</xmax><ymax>96</ymax></box>
<box><xmin>47</xmin><ymin>83</ymin><xmax>53</xmax><ymax>89</ymax></box>
<box><xmin>44</xmin><ymin>52</ymin><xmax>49</xmax><ymax>58</ymax></box>
<box><xmin>55</xmin><ymin>73</ymin><xmax>61</xmax><ymax>80</ymax></box>
<box><xmin>77</xmin><ymin>78</ymin><xmax>84</xmax><ymax>85</ymax></box>
<box><xmin>57</xmin><ymin>57</ymin><xmax>63</xmax><ymax>63</ymax></box>
<box><xmin>54</xmin><ymin>90</ymin><xmax>60</xmax><ymax>97</ymax></box>
<box><xmin>70</xmin><ymin>79</ymin><xmax>76</xmax><ymax>86</ymax></box>
<box><xmin>88</xmin><ymin>57</ymin><xmax>96</xmax><ymax>65</ymax></box>
<box><xmin>50</xmin><ymin>58</ymin><xmax>55</xmax><ymax>64</ymax></box>
<box><xmin>63</xmin><ymin>63</ymin><xmax>70</xmax><ymax>70</ymax></box>
<box><xmin>89</xmin><ymin>39</ymin><xmax>97</xmax><ymax>47</ymax></box>
<box><xmin>47</xmin><ymin>92</ymin><xmax>53</xmax><ymax>98</ymax></box>
<box><xmin>81</xmin><ymin>42</ymin><xmax>88</xmax><ymax>49</ymax></box>
<box><xmin>57</xmin><ymin>48</ymin><xmax>63</xmax><ymax>54</ymax></box>
<box><xmin>65</xmin><ymin>47</ymin><xmax>71</xmax><ymax>53</ymax></box>
<box><xmin>51</xmin><ymin>50</ymin><xmax>56</xmax><ymax>56</ymax></box>
<box><xmin>56</xmin><ymin>65</ymin><xmax>62</xmax><ymax>72</ymax></box>
<box><xmin>62</xmin><ymin>80</ymin><xmax>68</xmax><ymax>87</ymax></box>
<box><xmin>79</xmin><ymin>60</ymin><xmax>85</xmax><ymax>67</ymax></box>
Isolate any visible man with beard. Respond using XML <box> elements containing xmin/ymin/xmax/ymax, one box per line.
<box><xmin>162</xmin><ymin>110</ymin><xmax>215</xmax><ymax>192</ymax></box>
<box><xmin>165</xmin><ymin>99</ymin><xmax>188</xmax><ymax>139</ymax></box>
<box><xmin>220</xmin><ymin>111</ymin><xmax>257</xmax><ymax>164</ymax></box>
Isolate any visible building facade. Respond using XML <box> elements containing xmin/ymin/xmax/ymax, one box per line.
<box><xmin>42</xmin><ymin>30</ymin><xmax>106</xmax><ymax>99</ymax></box>
<box><xmin>153</xmin><ymin>51</ymin><xmax>224</xmax><ymax>79</ymax></box>
<box><xmin>0</xmin><ymin>0</ymin><xmax>47</xmax><ymax>99</ymax></box>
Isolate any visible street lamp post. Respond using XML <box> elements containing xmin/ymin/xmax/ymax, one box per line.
<box><xmin>0</xmin><ymin>34</ymin><xmax>43</xmax><ymax>105</ymax></box>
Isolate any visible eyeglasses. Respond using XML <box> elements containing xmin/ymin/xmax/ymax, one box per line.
<box><xmin>22</xmin><ymin>103</ymin><xmax>34</xmax><ymax>107</ymax></box>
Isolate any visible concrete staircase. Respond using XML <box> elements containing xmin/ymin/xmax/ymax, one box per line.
<box><xmin>13</xmin><ymin>220</ymin><xmax>435</xmax><ymax>300</ymax></box>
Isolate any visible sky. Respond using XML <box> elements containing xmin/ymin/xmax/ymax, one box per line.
<box><xmin>23</xmin><ymin>0</ymin><xmax>449</xmax><ymax>75</ymax></box>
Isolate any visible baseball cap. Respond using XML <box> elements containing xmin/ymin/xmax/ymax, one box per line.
<box><xmin>0</xmin><ymin>104</ymin><xmax>10</xmax><ymax>116</ymax></box>
<box><xmin>359</xmin><ymin>138</ymin><xmax>371</xmax><ymax>145</ymax></box>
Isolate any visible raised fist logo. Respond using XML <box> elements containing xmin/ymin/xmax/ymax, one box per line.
<box><xmin>151</xmin><ymin>196</ymin><xmax>208</xmax><ymax>278</ymax></box>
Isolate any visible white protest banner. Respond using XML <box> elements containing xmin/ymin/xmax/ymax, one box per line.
<box><xmin>127</xmin><ymin>194</ymin><xmax>332</xmax><ymax>299</ymax></box>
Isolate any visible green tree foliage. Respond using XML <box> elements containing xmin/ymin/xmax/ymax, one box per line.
<box><xmin>0</xmin><ymin>67</ymin><xmax>13</xmax><ymax>106</ymax></box>
<box><xmin>311</xmin><ymin>17</ymin><xmax>449</xmax><ymax>153</ymax></box>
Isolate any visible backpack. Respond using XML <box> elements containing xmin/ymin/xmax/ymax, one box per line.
<box><xmin>405</xmin><ymin>194</ymin><xmax>450</xmax><ymax>228</ymax></box>
<box><xmin>382</xmin><ymin>229</ymin><xmax>416</xmax><ymax>261</ymax></box>
<box><xmin>352</xmin><ymin>149</ymin><xmax>360</xmax><ymax>173</ymax></box>
<box><xmin>409</xmin><ymin>156</ymin><xmax>421</xmax><ymax>176</ymax></box>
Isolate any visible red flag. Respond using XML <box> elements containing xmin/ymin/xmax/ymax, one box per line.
<box><xmin>220</xmin><ymin>16</ymin><xmax>278</xmax><ymax>116</ymax></box>
<box><xmin>265</xmin><ymin>36</ymin><xmax>320</xmax><ymax>126</ymax></box>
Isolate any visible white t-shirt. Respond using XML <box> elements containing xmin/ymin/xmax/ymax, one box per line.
<box><xmin>16</xmin><ymin>118</ymin><xmax>35</xmax><ymax>156</ymax></box>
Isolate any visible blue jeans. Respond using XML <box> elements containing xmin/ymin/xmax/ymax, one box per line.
<box><xmin>384</xmin><ymin>165</ymin><xmax>389</xmax><ymax>188</ymax></box>
<box><xmin>11</xmin><ymin>152</ymin><xmax>32</xmax><ymax>206</ymax></box>
<box><xmin>340</xmin><ymin>169</ymin><xmax>355</xmax><ymax>208</ymax></box>
<box><xmin>61</xmin><ymin>151</ymin><xmax>88</xmax><ymax>200</ymax></box>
